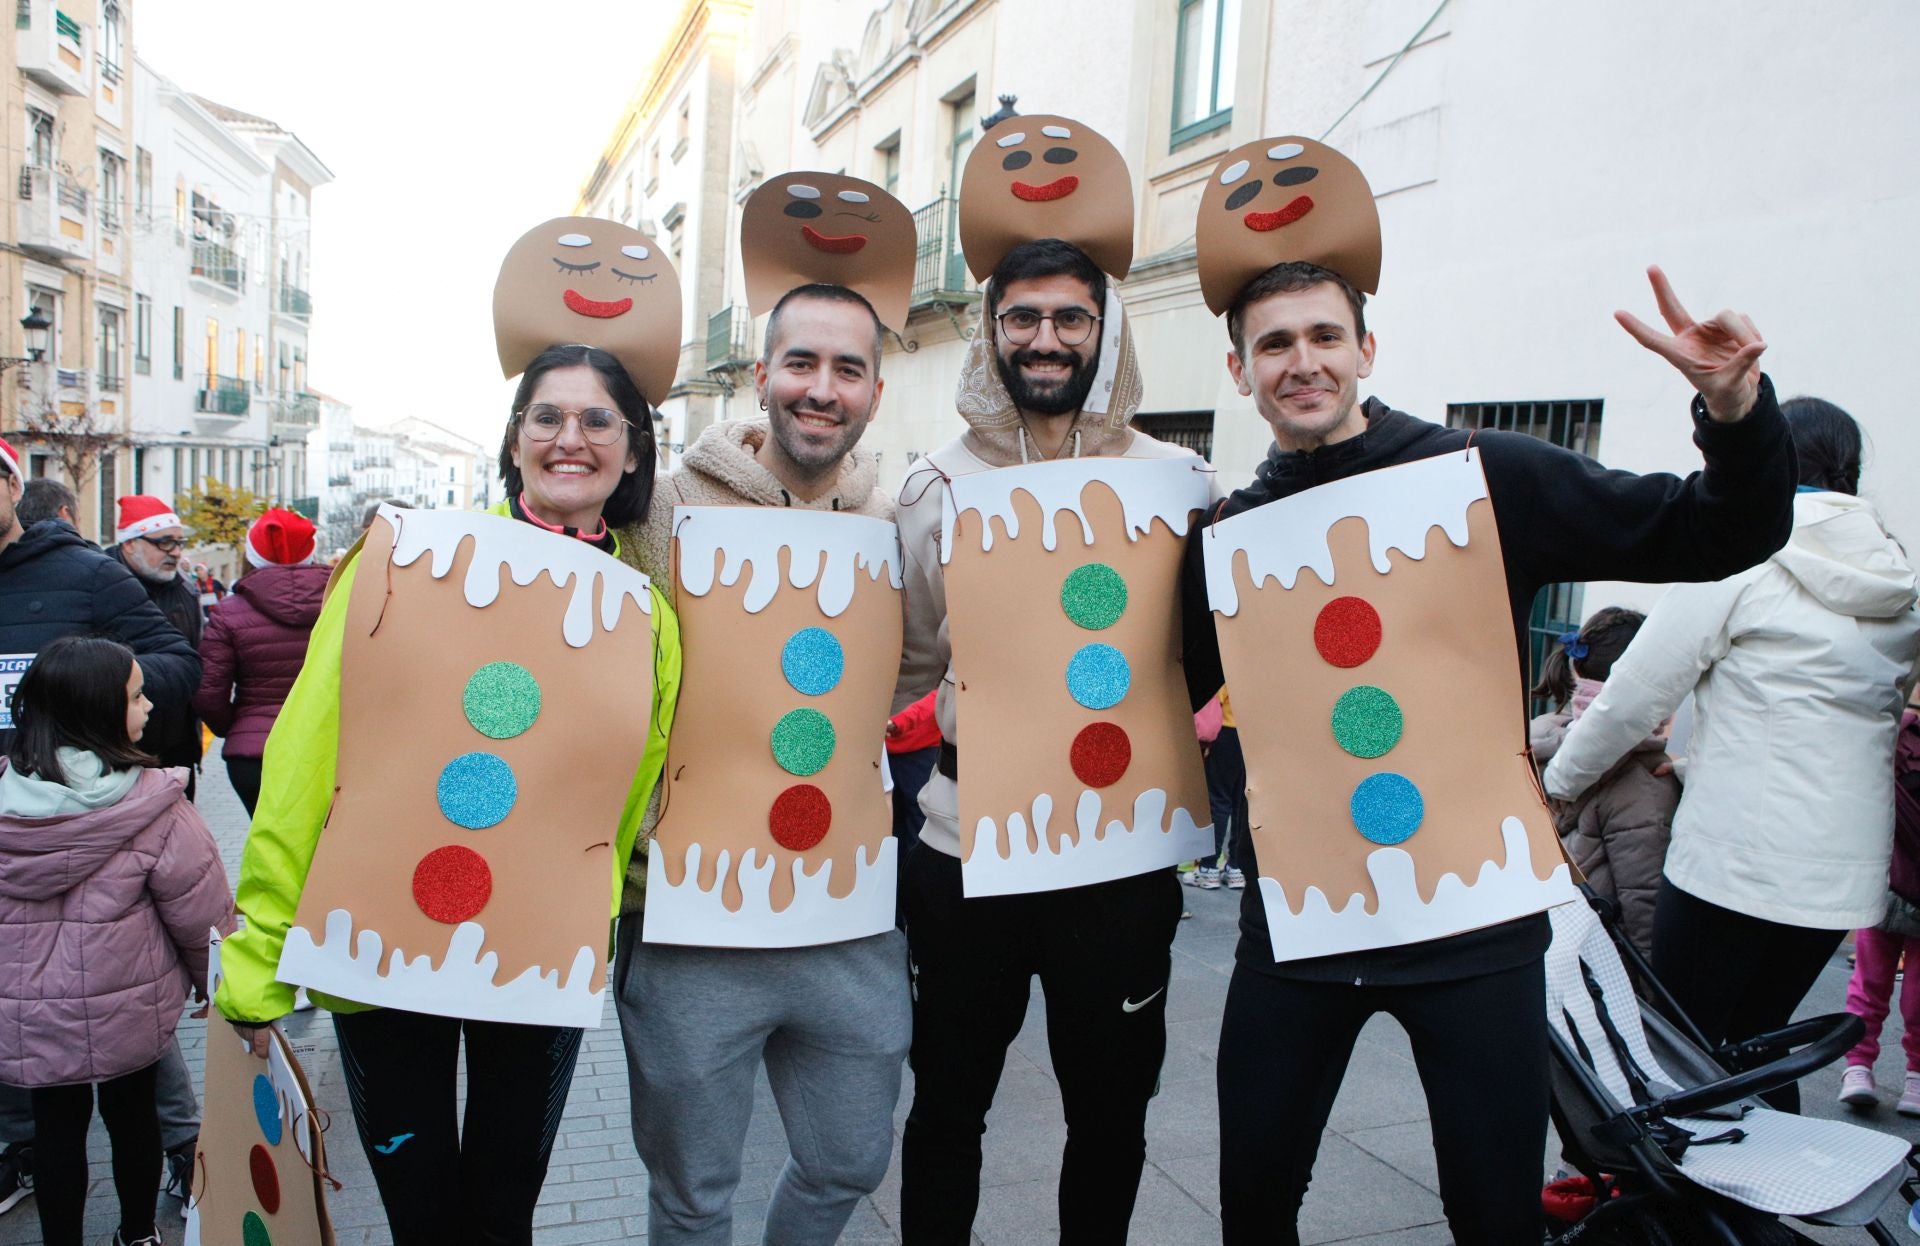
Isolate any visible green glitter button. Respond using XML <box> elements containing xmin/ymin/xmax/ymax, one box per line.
<box><xmin>1060</xmin><ymin>563</ymin><xmax>1127</xmax><ymax>630</ymax></box>
<box><xmin>1330</xmin><ymin>685</ymin><xmax>1403</xmax><ymax>759</ymax></box>
<box><xmin>463</xmin><ymin>662</ymin><xmax>542</xmax><ymax>740</ymax></box>
<box><xmin>771</xmin><ymin>708</ymin><xmax>836</xmax><ymax>777</ymax></box>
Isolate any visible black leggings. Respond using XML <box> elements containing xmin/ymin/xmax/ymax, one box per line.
<box><xmin>225</xmin><ymin>754</ymin><xmax>263</xmax><ymax>816</ymax></box>
<box><xmin>331</xmin><ymin>1008</ymin><xmax>583</xmax><ymax>1246</ymax></box>
<box><xmin>1650</xmin><ymin>879</ymin><xmax>1846</xmax><ymax>1112</ymax></box>
<box><xmin>30</xmin><ymin>1063</ymin><xmax>160</xmax><ymax>1246</ymax></box>
<box><xmin>1204</xmin><ymin>726</ymin><xmax>1249</xmax><ymax>869</ymax></box>
<box><xmin>1217</xmin><ymin>957</ymin><xmax>1549</xmax><ymax>1245</ymax></box>
<box><xmin>900</xmin><ymin>844</ymin><xmax>1183</xmax><ymax>1245</ymax></box>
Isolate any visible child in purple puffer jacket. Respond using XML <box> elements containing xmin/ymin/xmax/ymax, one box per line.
<box><xmin>0</xmin><ymin>636</ymin><xmax>233</xmax><ymax>1246</ymax></box>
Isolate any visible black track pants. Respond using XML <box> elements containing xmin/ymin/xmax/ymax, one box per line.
<box><xmin>899</xmin><ymin>844</ymin><xmax>1183</xmax><ymax>1245</ymax></box>
<box><xmin>1217</xmin><ymin>957</ymin><xmax>1549</xmax><ymax>1245</ymax></box>
<box><xmin>332</xmin><ymin>1007</ymin><xmax>582</xmax><ymax>1246</ymax></box>
<box><xmin>30</xmin><ymin>1063</ymin><xmax>160</xmax><ymax>1246</ymax></box>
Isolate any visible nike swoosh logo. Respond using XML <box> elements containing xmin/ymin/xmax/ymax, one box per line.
<box><xmin>1121</xmin><ymin>988</ymin><xmax>1165</xmax><ymax>1013</ymax></box>
<box><xmin>374</xmin><ymin>1133</ymin><xmax>414</xmax><ymax>1154</ymax></box>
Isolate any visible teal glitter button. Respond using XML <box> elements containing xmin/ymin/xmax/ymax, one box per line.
<box><xmin>463</xmin><ymin>661</ymin><xmax>541</xmax><ymax>740</ymax></box>
<box><xmin>1330</xmin><ymin>685</ymin><xmax>1403</xmax><ymax>759</ymax></box>
<box><xmin>1351</xmin><ymin>772</ymin><xmax>1424</xmax><ymax>845</ymax></box>
<box><xmin>781</xmin><ymin>628</ymin><xmax>845</xmax><ymax>697</ymax></box>
<box><xmin>436</xmin><ymin>752</ymin><xmax>518</xmax><ymax>829</ymax></box>
<box><xmin>1060</xmin><ymin>563</ymin><xmax>1127</xmax><ymax>630</ymax></box>
<box><xmin>772</xmin><ymin>708</ymin><xmax>836</xmax><ymax>777</ymax></box>
<box><xmin>1065</xmin><ymin>644</ymin><xmax>1131</xmax><ymax>711</ymax></box>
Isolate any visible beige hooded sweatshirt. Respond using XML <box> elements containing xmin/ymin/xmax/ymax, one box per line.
<box><xmin>893</xmin><ymin>294</ymin><xmax>1204</xmax><ymax>860</ymax></box>
<box><xmin>612</xmin><ymin>416</ymin><xmax>891</xmax><ymax>912</ymax></box>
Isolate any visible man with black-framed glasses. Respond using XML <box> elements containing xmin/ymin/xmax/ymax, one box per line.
<box><xmin>108</xmin><ymin>497</ymin><xmax>204</xmax><ymax>784</ymax></box>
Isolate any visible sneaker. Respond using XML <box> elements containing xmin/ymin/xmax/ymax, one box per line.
<box><xmin>1839</xmin><ymin>1064</ymin><xmax>1877</xmax><ymax>1107</ymax></box>
<box><xmin>0</xmin><ymin>1141</ymin><xmax>30</xmax><ymax>1214</ymax></box>
<box><xmin>161</xmin><ymin>1140</ymin><xmax>194</xmax><ymax>1213</ymax></box>
<box><xmin>1899</xmin><ymin>1073</ymin><xmax>1920</xmax><ymax>1117</ymax></box>
<box><xmin>1225</xmin><ymin>867</ymin><xmax>1246</xmax><ymax>890</ymax></box>
<box><xmin>1187</xmin><ymin>866</ymin><xmax>1222</xmax><ymax>890</ymax></box>
<box><xmin>293</xmin><ymin>986</ymin><xmax>315</xmax><ymax>1012</ymax></box>
<box><xmin>114</xmin><ymin>1231</ymin><xmax>164</xmax><ymax>1245</ymax></box>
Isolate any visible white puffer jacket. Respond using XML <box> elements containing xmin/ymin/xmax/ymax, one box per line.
<box><xmin>1544</xmin><ymin>491</ymin><xmax>1920</xmax><ymax>929</ymax></box>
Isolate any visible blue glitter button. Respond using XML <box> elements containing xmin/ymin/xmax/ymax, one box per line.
<box><xmin>1065</xmin><ymin>644</ymin><xmax>1131</xmax><ymax>711</ymax></box>
<box><xmin>1350</xmin><ymin>772</ymin><xmax>1424</xmax><ymax>845</ymax></box>
<box><xmin>436</xmin><ymin>752</ymin><xmax>517</xmax><ymax>830</ymax></box>
<box><xmin>781</xmin><ymin>627</ymin><xmax>845</xmax><ymax>697</ymax></box>
<box><xmin>252</xmin><ymin>1073</ymin><xmax>281</xmax><ymax>1145</ymax></box>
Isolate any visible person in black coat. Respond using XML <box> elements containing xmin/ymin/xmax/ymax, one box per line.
<box><xmin>104</xmin><ymin>496</ymin><xmax>203</xmax><ymax>777</ymax></box>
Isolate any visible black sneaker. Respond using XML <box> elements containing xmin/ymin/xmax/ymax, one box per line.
<box><xmin>161</xmin><ymin>1140</ymin><xmax>194</xmax><ymax>1214</ymax></box>
<box><xmin>0</xmin><ymin>1141</ymin><xmax>31</xmax><ymax>1215</ymax></box>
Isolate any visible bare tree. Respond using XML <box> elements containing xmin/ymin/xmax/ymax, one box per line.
<box><xmin>10</xmin><ymin>401</ymin><xmax>122</xmax><ymax>494</ymax></box>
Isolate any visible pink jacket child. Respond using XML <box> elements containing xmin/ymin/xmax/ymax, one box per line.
<box><xmin>0</xmin><ymin>760</ymin><xmax>233</xmax><ymax>1087</ymax></box>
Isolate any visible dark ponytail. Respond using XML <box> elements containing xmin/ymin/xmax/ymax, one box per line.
<box><xmin>1781</xmin><ymin>396</ymin><xmax>1863</xmax><ymax>496</ymax></box>
<box><xmin>1530</xmin><ymin>606</ymin><xmax>1648</xmax><ymax>708</ymax></box>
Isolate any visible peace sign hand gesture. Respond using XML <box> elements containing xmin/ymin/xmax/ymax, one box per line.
<box><xmin>1616</xmin><ymin>266</ymin><xmax>1767</xmax><ymax>423</ymax></box>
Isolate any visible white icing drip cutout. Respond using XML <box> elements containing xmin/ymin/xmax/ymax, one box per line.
<box><xmin>1219</xmin><ymin>158</ymin><xmax>1250</xmax><ymax>185</ymax></box>
<box><xmin>939</xmin><ymin>456</ymin><xmax>1209</xmax><ymax>564</ymax></box>
<box><xmin>381</xmin><ymin>505</ymin><xmax>652</xmax><ymax>649</ymax></box>
<box><xmin>557</xmin><ymin>233</ymin><xmax>591</xmax><ymax>247</ymax></box>
<box><xmin>964</xmin><ymin>788</ymin><xmax>1213</xmax><ymax>897</ymax></box>
<box><xmin>278</xmin><ymin>909</ymin><xmax>606</xmax><ymax>1028</ymax></box>
<box><xmin>788</xmin><ymin>183</ymin><xmax>821</xmax><ymax>198</ymax></box>
<box><xmin>1203</xmin><ymin>449</ymin><xmax>1488</xmax><ymax>616</ymax></box>
<box><xmin>1041</xmin><ymin>125</ymin><xmax>1072</xmax><ymax>138</ymax></box>
<box><xmin>1257</xmin><ymin>817</ymin><xmax>1576</xmax><ymax>962</ymax></box>
<box><xmin>621</xmin><ymin>244</ymin><xmax>650</xmax><ymax>259</ymax></box>
<box><xmin>673</xmin><ymin>506</ymin><xmax>902</xmax><ymax>617</ymax></box>
<box><xmin>837</xmin><ymin>190</ymin><xmax>870</xmax><ymax>203</ymax></box>
<box><xmin>641</xmin><ymin>838</ymin><xmax>898</xmax><ymax>948</ymax></box>
<box><xmin>1268</xmin><ymin>142</ymin><xmax>1305</xmax><ymax>160</ymax></box>
<box><xmin>995</xmin><ymin>131</ymin><xmax>1027</xmax><ymax>147</ymax></box>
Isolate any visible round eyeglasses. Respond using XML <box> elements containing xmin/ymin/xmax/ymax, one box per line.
<box><xmin>516</xmin><ymin>404</ymin><xmax>631</xmax><ymax>446</ymax></box>
<box><xmin>993</xmin><ymin>308</ymin><xmax>1102</xmax><ymax>347</ymax></box>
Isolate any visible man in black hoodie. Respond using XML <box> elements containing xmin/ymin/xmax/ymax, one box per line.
<box><xmin>105</xmin><ymin>495</ymin><xmax>204</xmax><ymax>789</ymax></box>
<box><xmin>1180</xmin><ymin>251</ymin><xmax>1794</xmax><ymax>1239</ymax></box>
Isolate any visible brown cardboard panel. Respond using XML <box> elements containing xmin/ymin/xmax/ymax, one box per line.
<box><xmin>959</xmin><ymin>114</ymin><xmax>1134</xmax><ymax>281</ymax></box>
<box><xmin>741</xmin><ymin>172</ymin><xmax>917</xmax><ymax>332</ymax></box>
<box><xmin>1195</xmin><ymin>137</ymin><xmax>1381</xmax><ymax>315</ymax></box>
<box><xmin>191</xmin><ymin>1018</ymin><xmax>332</xmax><ymax>1246</ymax></box>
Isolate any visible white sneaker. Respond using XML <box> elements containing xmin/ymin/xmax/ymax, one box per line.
<box><xmin>1898</xmin><ymin>1072</ymin><xmax>1920</xmax><ymax>1117</ymax></box>
<box><xmin>1839</xmin><ymin>1064</ymin><xmax>1877</xmax><ymax>1107</ymax></box>
<box><xmin>1225</xmin><ymin>867</ymin><xmax>1246</xmax><ymax>890</ymax></box>
<box><xmin>1187</xmin><ymin>866</ymin><xmax>1222</xmax><ymax>890</ymax></box>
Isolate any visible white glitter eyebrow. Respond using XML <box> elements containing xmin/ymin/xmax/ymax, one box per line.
<box><xmin>1219</xmin><ymin>159</ymin><xmax>1250</xmax><ymax>185</ymax></box>
<box><xmin>837</xmin><ymin>190</ymin><xmax>870</xmax><ymax>203</ymax></box>
<box><xmin>620</xmin><ymin>245</ymin><xmax>650</xmax><ymax>260</ymax></box>
<box><xmin>788</xmin><ymin>184</ymin><xmax>821</xmax><ymax>198</ymax></box>
<box><xmin>557</xmin><ymin>233</ymin><xmax>591</xmax><ymax>247</ymax></box>
<box><xmin>1268</xmin><ymin>142</ymin><xmax>1305</xmax><ymax>160</ymax></box>
<box><xmin>1041</xmin><ymin>125</ymin><xmax>1071</xmax><ymax>139</ymax></box>
<box><xmin>995</xmin><ymin>132</ymin><xmax>1027</xmax><ymax>148</ymax></box>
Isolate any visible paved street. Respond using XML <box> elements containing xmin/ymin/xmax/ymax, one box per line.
<box><xmin>5</xmin><ymin>743</ymin><xmax>1916</xmax><ymax>1244</ymax></box>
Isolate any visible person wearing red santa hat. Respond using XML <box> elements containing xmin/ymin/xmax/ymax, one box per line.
<box><xmin>192</xmin><ymin>509</ymin><xmax>328</xmax><ymax>815</ymax></box>
<box><xmin>107</xmin><ymin>496</ymin><xmax>204</xmax><ymax>792</ymax></box>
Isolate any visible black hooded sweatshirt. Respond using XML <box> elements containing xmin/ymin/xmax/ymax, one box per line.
<box><xmin>1179</xmin><ymin>377</ymin><xmax>1796</xmax><ymax>985</ymax></box>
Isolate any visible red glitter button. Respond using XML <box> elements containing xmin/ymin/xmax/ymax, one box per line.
<box><xmin>1313</xmin><ymin>596</ymin><xmax>1382</xmax><ymax>668</ymax></box>
<box><xmin>249</xmin><ymin>1143</ymin><xmax>281</xmax><ymax>1214</ymax></box>
<box><xmin>769</xmin><ymin>784</ymin><xmax>833</xmax><ymax>851</ymax></box>
<box><xmin>412</xmin><ymin>845</ymin><xmax>493</xmax><ymax>924</ymax></box>
<box><xmin>1070</xmin><ymin>722</ymin><xmax>1132</xmax><ymax>788</ymax></box>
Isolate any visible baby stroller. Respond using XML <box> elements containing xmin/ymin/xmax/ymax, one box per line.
<box><xmin>1544</xmin><ymin>887</ymin><xmax>1920</xmax><ymax>1243</ymax></box>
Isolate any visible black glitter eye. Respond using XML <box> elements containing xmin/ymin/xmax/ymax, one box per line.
<box><xmin>784</xmin><ymin>200</ymin><xmax>823</xmax><ymax>219</ymax></box>
<box><xmin>1043</xmin><ymin>147</ymin><xmax>1078</xmax><ymax>165</ymax></box>
<box><xmin>1002</xmin><ymin>150</ymin><xmax>1032</xmax><ymax>171</ymax></box>
<box><xmin>1273</xmin><ymin>166</ymin><xmax>1318</xmax><ymax>187</ymax></box>
<box><xmin>1224</xmin><ymin>181</ymin><xmax>1262</xmax><ymax>211</ymax></box>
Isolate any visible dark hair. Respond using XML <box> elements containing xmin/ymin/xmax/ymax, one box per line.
<box><xmin>1531</xmin><ymin>606</ymin><xmax>1647</xmax><ymax>708</ymax></box>
<box><xmin>986</xmin><ymin>238</ymin><xmax>1107</xmax><ymax>321</ymax></box>
<box><xmin>1781</xmin><ymin>396</ymin><xmax>1862</xmax><ymax>496</ymax></box>
<box><xmin>762</xmin><ymin>283</ymin><xmax>886</xmax><ymax>371</ymax></box>
<box><xmin>498</xmin><ymin>344</ymin><xmax>657</xmax><ymax>527</ymax></box>
<box><xmin>1227</xmin><ymin>261</ymin><xmax>1368</xmax><ymax>356</ymax></box>
<box><xmin>17</xmin><ymin>477</ymin><xmax>77</xmax><ymax>528</ymax></box>
<box><xmin>360</xmin><ymin>497</ymin><xmax>414</xmax><ymax>531</ymax></box>
<box><xmin>7</xmin><ymin>636</ymin><xmax>156</xmax><ymax>785</ymax></box>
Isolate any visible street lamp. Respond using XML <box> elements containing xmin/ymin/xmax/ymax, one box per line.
<box><xmin>0</xmin><ymin>308</ymin><xmax>51</xmax><ymax>373</ymax></box>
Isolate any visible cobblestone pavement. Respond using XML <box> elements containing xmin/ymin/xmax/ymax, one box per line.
<box><xmin>4</xmin><ymin>745</ymin><xmax>1915</xmax><ymax>1243</ymax></box>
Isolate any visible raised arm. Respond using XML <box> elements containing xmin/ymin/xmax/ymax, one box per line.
<box><xmin>893</xmin><ymin>462</ymin><xmax>950</xmax><ymax>713</ymax></box>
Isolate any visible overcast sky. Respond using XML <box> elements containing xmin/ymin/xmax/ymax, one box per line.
<box><xmin>135</xmin><ymin>0</ymin><xmax>668</xmax><ymax>448</ymax></box>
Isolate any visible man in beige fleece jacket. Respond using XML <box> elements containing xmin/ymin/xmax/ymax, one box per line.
<box><xmin>612</xmin><ymin>283</ymin><xmax>910</xmax><ymax>1246</ymax></box>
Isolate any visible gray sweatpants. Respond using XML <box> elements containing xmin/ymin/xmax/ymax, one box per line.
<box><xmin>614</xmin><ymin>921</ymin><xmax>911</xmax><ymax>1245</ymax></box>
<box><xmin>0</xmin><ymin>1034</ymin><xmax>199</xmax><ymax>1148</ymax></box>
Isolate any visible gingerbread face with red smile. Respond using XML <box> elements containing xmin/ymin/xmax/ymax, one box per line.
<box><xmin>1196</xmin><ymin>137</ymin><xmax>1381</xmax><ymax>316</ymax></box>
<box><xmin>958</xmin><ymin>113</ymin><xmax>1134</xmax><ymax>282</ymax></box>
<box><xmin>493</xmin><ymin>216</ymin><xmax>684</xmax><ymax>406</ymax></box>
<box><xmin>740</xmin><ymin>173</ymin><xmax>917</xmax><ymax>331</ymax></box>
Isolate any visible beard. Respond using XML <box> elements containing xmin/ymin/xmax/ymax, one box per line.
<box><xmin>996</xmin><ymin>346</ymin><xmax>1100</xmax><ymax>417</ymax></box>
<box><xmin>766</xmin><ymin>396</ymin><xmax>871</xmax><ymax>478</ymax></box>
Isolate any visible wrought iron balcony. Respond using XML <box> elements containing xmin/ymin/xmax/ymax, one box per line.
<box><xmin>195</xmin><ymin>373</ymin><xmax>249</xmax><ymax>416</ymax></box>
<box><xmin>705</xmin><ymin>305</ymin><xmax>754</xmax><ymax>370</ymax></box>
<box><xmin>278</xmin><ymin>284</ymin><xmax>312</xmax><ymax>318</ymax></box>
<box><xmin>190</xmin><ymin>240</ymin><xmax>244</xmax><ymax>292</ymax></box>
<box><xmin>910</xmin><ymin>196</ymin><xmax>975</xmax><ymax>307</ymax></box>
<box><xmin>273</xmin><ymin>392</ymin><xmax>320</xmax><ymax>427</ymax></box>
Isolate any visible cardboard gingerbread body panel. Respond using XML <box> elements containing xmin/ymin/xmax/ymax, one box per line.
<box><xmin>1203</xmin><ymin>449</ymin><xmax>1577</xmax><ymax>961</ymax></box>
<box><xmin>942</xmin><ymin>457</ymin><xmax>1213</xmax><ymax>896</ymax></box>
<box><xmin>643</xmin><ymin>507</ymin><xmax>902</xmax><ymax>947</ymax></box>
<box><xmin>189</xmin><ymin>938</ymin><xmax>334</xmax><ymax>1246</ymax></box>
<box><xmin>277</xmin><ymin>506</ymin><xmax>656</xmax><ymax>1027</ymax></box>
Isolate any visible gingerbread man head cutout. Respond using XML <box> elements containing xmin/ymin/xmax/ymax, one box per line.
<box><xmin>740</xmin><ymin>172</ymin><xmax>917</xmax><ymax>332</ymax></box>
<box><xmin>1196</xmin><ymin>137</ymin><xmax>1380</xmax><ymax>316</ymax></box>
<box><xmin>493</xmin><ymin>217</ymin><xmax>684</xmax><ymax>407</ymax></box>
<box><xmin>959</xmin><ymin>113</ymin><xmax>1134</xmax><ymax>282</ymax></box>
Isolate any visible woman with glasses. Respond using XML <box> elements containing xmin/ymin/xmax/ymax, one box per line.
<box><xmin>214</xmin><ymin>222</ymin><xmax>684</xmax><ymax>1243</ymax></box>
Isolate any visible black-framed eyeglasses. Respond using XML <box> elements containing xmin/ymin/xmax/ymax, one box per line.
<box><xmin>516</xmin><ymin>404</ymin><xmax>631</xmax><ymax>446</ymax></box>
<box><xmin>993</xmin><ymin>308</ymin><xmax>1102</xmax><ymax>347</ymax></box>
<box><xmin>138</xmin><ymin>535</ymin><xmax>187</xmax><ymax>553</ymax></box>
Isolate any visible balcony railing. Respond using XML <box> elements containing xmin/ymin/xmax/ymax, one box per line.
<box><xmin>196</xmin><ymin>373</ymin><xmax>249</xmax><ymax>416</ymax></box>
<box><xmin>705</xmin><ymin>305</ymin><xmax>753</xmax><ymax>369</ymax></box>
<box><xmin>910</xmin><ymin>195</ymin><xmax>974</xmax><ymax>306</ymax></box>
<box><xmin>274</xmin><ymin>392</ymin><xmax>320</xmax><ymax>427</ymax></box>
<box><xmin>327</xmin><ymin>474</ymin><xmax>352</xmax><ymax>487</ymax></box>
<box><xmin>278</xmin><ymin>284</ymin><xmax>312</xmax><ymax>317</ymax></box>
<box><xmin>190</xmin><ymin>239</ymin><xmax>244</xmax><ymax>292</ymax></box>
